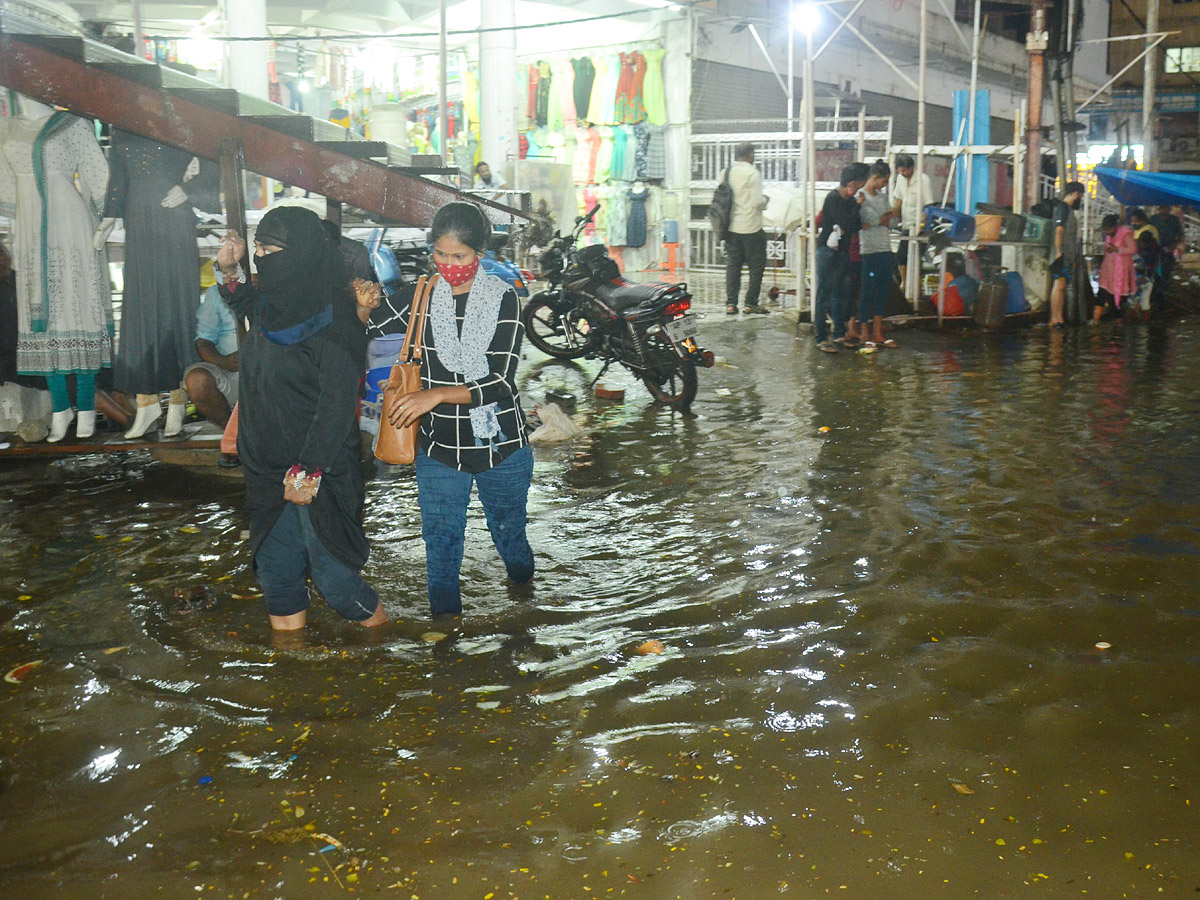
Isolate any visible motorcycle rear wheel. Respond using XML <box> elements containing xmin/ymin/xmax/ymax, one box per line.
<box><xmin>640</xmin><ymin>333</ymin><xmax>698</xmax><ymax>411</ymax></box>
<box><xmin>522</xmin><ymin>296</ymin><xmax>590</xmax><ymax>360</ymax></box>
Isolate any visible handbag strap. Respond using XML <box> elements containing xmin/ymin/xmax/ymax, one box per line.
<box><xmin>399</xmin><ymin>274</ymin><xmax>437</xmax><ymax>364</ymax></box>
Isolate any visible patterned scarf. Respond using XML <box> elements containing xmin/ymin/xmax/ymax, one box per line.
<box><xmin>429</xmin><ymin>271</ymin><xmax>507</xmax><ymax>446</ymax></box>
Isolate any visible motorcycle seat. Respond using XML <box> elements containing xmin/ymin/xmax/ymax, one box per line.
<box><xmin>592</xmin><ymin>279</ymin><xmax>667</xmax><ymax>312</ymax></box>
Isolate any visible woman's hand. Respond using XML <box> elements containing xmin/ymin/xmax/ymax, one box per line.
<box><xmin>282</xmin><ymin>470</ymin><xmax>320</xmax><ymax>505</ymax></box>
<box><xmin>217</xmin><ymin>230</ymin><xmax>246</xmax><ymax>275</ymax></box>
<box><xmin>387</xmin><ymin>388</ymin><xmax>444</xmax><ymax>429</ymax></box>
<box><xmin>353</xmin><ymin>278</ymin><xmax>382</xmax><ymax>324</ymax></box>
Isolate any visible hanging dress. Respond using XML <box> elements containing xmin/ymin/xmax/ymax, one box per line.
<box><xmin>572</xmin><ymin>57</ymin><xmax>595</xmax><ymax>123</ymax></box>
<box><xmin>0</xmin><ymin>113</ymin><xmax>113</xmax><ymax>377</ymax></box>
<box><xmin>104</xmin><ymin>129</ymin><xmax>218</xmax><ymax>394</ymax></box>
<box><xmin>642</xmin><ymin>48</ymin><xmax>668</xmax><ymax>126</ymax></box>
<box><xmin>606</xmin><ymin>185</ymin><xmax>630</xmax><ymax>248</ymax></box>
<box><xmin>601</xmin><ymin>54</ymin><xmax>622</xmax><ymax>127</ymax></box>
<box><xmin>610</xmin><ymin>126</ymin><xmax>627</xmax><ymax>184</ymax></box>
<box><xmin>616</xmin><ymin>52</ymin><xmax>648</xmax><ymax>124</ymax></box>
<box><xmin>626</xmin><ymin>184</ymin><xmax>649</xmax><ymax>248</ymax></box>
<box><xmin>535</xmin><ymin>61</ymin><xmax>552</xmax><ymax>128</ymax></box>
<box><xmin>589</xmin><ymin>56</ymin><xmax>610</xmax><ymax>127</ymax></box>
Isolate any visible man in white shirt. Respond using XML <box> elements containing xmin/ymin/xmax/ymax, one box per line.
<box><xmin>472</xmin><ymin>161</ymin><xmax>508</xmax><ymax>202</ymax></box>
<box><xmin>725</xmin><ymin>142</ymin><xmax>771</xmax><ymax>315</ymax></box>
<box><xmin>890</xmin><ymin>154</ymin><xmax>933</xmax><ymax>285</ymax></box>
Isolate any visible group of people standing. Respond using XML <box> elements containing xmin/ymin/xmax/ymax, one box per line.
<box><xmin>721</xmin><ymin>144</ymin><xmax>927</xmax><ymax>351</ymax></box>
<box><xmin>213</xmin><ymin>202</ymin><xmax>535</xmax><ymax>636</ymax></box>
<box><xmin>1092</xmin><ymin>204</ymin><xmax>1184</xmax><ymax>324</ymax></box>
<box><xmin>812</xmin><ymin>156</ymin><xmax>927</xmax><ymax>353</ymax></box>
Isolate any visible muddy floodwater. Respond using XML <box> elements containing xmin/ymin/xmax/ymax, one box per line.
<box><xmin>2</xmin><ymin>298</ymin><xmax>1199</xmax><ymax>899</ymax></box>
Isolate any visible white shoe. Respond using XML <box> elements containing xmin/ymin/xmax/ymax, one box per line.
<box><xmin>76</xmin><ymin>410</ymin><xmax>96</xmax><ymax>439</ymax></box>
<box><xmin>48</xmin><ymin>408</ymin><xmax>74</xmax><ymax>443</ymax></box>
<box><xmin>124</xmin><ymin>400</ymin><xmax>161</xmax><ymax>439</ymax></box>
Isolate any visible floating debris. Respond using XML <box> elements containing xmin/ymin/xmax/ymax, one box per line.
<box><xmin>421</xmin><ymin>631</ymin><xmax>447</xmax><ymax>643</ymax></box>
<box><xmin>4</xmin><ymin>660</ymin><xmax>43</xmax><ymax>684</ymax></box>
<box><xmin>636</xmin><ymin>640</ymin><xmax>665</xmax><ymax>656</ymax></box>
<box><xmin>1095</xmin><ymin>641</ymin><xmax>1112</xmax><ymax>650</ymax></box>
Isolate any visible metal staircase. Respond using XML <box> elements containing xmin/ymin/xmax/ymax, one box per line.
<box><xmin>0</xmin><ymin>9</ymin><xmax>526</xmax><ymax>236</ymax></box>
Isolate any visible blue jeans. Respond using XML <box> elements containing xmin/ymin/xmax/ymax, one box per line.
<box><xmin>416</xmin><ymin>445</ymin><xmax>535</xmax><ymax>616</ymax></box>
<box><xmin>860</xmin><ymin>252</ymin><xmax>894</xmax><ymax>320</ymax></box>
<box><xmin>814</xmin><ymin>246</ymin><xmax>850</xmax><ymax>343</ymax></box>
<box><xmin>255</xmin><ymin>503</ymin><xmax>379</xmax><ymax>621</ymax></box>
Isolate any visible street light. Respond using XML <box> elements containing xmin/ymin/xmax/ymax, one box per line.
<box><xmin>792</xmin><ymin>2</ymin><xmax>820</xmax><ymax>34</ymax></box>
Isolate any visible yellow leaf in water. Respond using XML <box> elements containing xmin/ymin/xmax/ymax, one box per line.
<box><xmin>996</xmin><ymin>838</ymin><xmax>1006</xmax><ymax>846</ymax></box>
<box><xmin>103</xmin><ymin>646</ymin><xmax>129</xmax><ymax>655</ymax></box>
<box><xmin>1124</xmin><ymin>851</ymin><xmax>1135</xmax><ymax>860</ymax></box>
<box><xmin>17</xmin><ymin>595</ymin><xmax>31</xmax><ymax>601</ymax></box>
<box><xmin>294</xmin><ymin>806</ymin><xmax>305</xmax><ymax>819</ymax></box>
<box><xmin>952</xmin><ymin>783</ymin><xmax>975</xmax><ymax>795</ymax></box>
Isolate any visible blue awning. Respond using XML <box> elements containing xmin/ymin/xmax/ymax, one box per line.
<box><xmin>1094</xmin><ymin>166</ymin><xmax>1200</xmax><ymax>208</ymax></box>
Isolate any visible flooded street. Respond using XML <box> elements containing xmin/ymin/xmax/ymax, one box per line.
<box><xmin>2</xmin><ymin>287</ymin><xmax>1199</xmax><ymax>899</ymax></box>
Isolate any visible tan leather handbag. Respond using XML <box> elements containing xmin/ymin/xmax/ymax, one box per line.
<box><xmin>374</xmin><ymin>274</ymin><xmax>436</xmax><ymax>465</ymax></box>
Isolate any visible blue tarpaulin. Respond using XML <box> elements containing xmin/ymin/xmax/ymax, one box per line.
<box><xmin>1094</xmin><ymin>166</ymin><xmax>1200</xmax><ymax>208</ymax></box>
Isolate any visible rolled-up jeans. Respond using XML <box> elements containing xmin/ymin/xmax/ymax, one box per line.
<box><xmin>416</xmin><ymin>445</ymin><xmax>535</xmax><ymax>616</ymax></box>
<box><xmin>814</xmin><ymin>246</ymin><xmax>849</xmax><ymax>343</ymax></box>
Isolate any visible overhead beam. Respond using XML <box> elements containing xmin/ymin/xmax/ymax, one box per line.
<box><xmin>0</xmin><ymin>31</ymin><xmax>524</xmax><ymax>227</ymax></box>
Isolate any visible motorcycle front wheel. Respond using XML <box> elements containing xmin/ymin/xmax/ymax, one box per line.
<box><xmin>522</xmin><ymin>295</ymin><xmax>590</xmax><ymax>360</ymax></box>
<box><xmin>640</xmin><ymin>333</ymin><xmax>698</xmax><ymax>411</ymax></box>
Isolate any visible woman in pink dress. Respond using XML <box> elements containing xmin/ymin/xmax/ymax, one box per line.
<box><xmin>1095</xmin><ymin>213</ymin><xmax>1137</xmax><ymax>323</ymax></box>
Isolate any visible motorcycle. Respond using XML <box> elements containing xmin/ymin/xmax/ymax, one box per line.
<box><xmin>522</xmin><ymin>206</ymin><xmax>713</xmax><ymax>410</ymax></box>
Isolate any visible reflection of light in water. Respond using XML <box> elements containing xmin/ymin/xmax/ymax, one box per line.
<box><xmin>766</xmin><ymin>710</ymin><xmax>826</xmax><ymax>732</ymax></box>
<box><xmin>85</xmin><ymin>748</ymin><xmax>121</xmax><ymax>781</ymax></box>
<box><xmin>106</xmin><ymin>811</ymin><xmax>149</xmax><ymax>851</ymax></box>
<box><xmin>659</xmin><ymin>812</ymin><xmax>737</xmax><ymax>841</ymax></box>
<box><xmin>156</xmin><ymin>726</ymin><xmax>194</xmax><ymax>753</ymax></box>
<box><xmin>605</xmin><ymin>826</ymin><xmax>641</xmax><ymax>844</ymax></box>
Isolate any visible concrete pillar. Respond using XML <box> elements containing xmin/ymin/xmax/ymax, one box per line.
<box><xmin>222</xmin><ymin>0</ymin><xmax>269</xmax><ymax>101</ymax></box>
<box><xmin>1142</xmin><ymin>0</ymin><xmax>1160</xmax><ymax>170</ymax></box>
<box><xmin>479</xmin><ymin>0</ymin><xmax>518</xmax><ymax>177</ymax></box>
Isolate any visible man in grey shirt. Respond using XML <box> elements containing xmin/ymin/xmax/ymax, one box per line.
<box><xmin>725</xmin><ymin>142</ymin><xmax>771</xmax><ymax>315</ymax></box>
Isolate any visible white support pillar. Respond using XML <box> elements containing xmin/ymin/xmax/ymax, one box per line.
<box><xmin>664</xmin><ymin>12</ymin><xmax>693</xmax><ymax>262</ymax></box>
<box><xmin>479</xmin><ymin>0</ymin><xmax>518</xmax><ymax>175</ymax></box>
<box><xmin>222</xmin><ymin>0</ymin><xmax>268</xmax><ymax>100</ymax></box>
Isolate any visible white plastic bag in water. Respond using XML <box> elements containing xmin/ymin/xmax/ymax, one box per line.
<box><xmin>529</xmin><ymin>402</ymin><xmax>585</xmax><ymax>443</ymax></box>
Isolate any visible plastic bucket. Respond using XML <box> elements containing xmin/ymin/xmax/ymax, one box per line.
<box><xmin>364</xmin><ymin>334</ymin><xmax>404</xmax><ymax>403</ymax></box>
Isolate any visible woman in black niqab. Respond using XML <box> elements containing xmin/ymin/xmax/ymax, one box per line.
<box><xmin>216</xmin><ymin>206</ymin><xmax>385</xmax><ymax>634</ymax></box>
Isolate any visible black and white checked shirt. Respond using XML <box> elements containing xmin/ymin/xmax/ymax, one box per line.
<box><xmin>417</xmin><ymin>285</ymin><xmax>529</xmax><ymax>474</ymax></box>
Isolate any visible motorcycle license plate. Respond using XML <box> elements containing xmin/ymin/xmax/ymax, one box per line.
<box><xmin>663</xmin><ymin>315</ymin><xmax>699</xmax><ymax>343</ymax></box>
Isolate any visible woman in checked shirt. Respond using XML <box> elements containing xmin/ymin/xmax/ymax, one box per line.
<box><xmin>388</xmin><ymin>202</ymin><xmax>534</xmax><ymax>616</ymax></box>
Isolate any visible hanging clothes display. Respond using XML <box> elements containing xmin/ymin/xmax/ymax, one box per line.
<box><xmin>104</xmin><ymin>129</ymin><xmax>219</xmax><ymax>395</ymax></box>
<box><xmin>572</xmin><ymin>57</ymin><xmax>595</xmax><ymax>123</ymax></box>
<box><xmin>643</xmin><ymin>125</ymin><xmax>667</xmax><ymax>180</ymax></box>
<box><xmin>626</xmin><ymin>184</ymin><xmax>649</xmax><ymax>248</ymax></box>
<box><xmin>594</xmin><ymin>126</ymin><xmax>613</xmax><ymax>183</ymax></box>
<box><xmin>0</xmin><ymin>112</ymin><xmax>113</xmax><ymax>377</ymax></box>
<box><xmin>642</xmin><ymin>48</ymin><xmax>667</xmax><ymax>126</ymax></box>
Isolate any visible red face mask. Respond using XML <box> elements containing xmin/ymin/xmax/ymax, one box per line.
<box><xmin>435</xmin><ymin>258</ymin><xmax>480</xmax><ymax>287</ymax></box>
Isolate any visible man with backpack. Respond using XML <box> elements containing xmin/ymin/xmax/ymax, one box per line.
<box><xmin>713</xmin><ymin>142</ymin><xmax>770</xmax><ymax>316</ymax></box>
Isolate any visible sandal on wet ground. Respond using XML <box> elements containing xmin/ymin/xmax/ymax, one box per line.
<box><xmin>878</xmin><ymin>338</ymin><xmax>898</xmax><ymax>348</ymax></box>
<box><xmin>744</xmin><ymin>304</ymin><xmax>769</xmax><ymax>315</ymax></box>
<box><xmin>817</xmin><ymin>340</ymin><xmax>839</xmax><ymax>353</ymax></box>
<box><xmin>726</xmin><ymin>305</ymin><xmax>738</xmax><ymax>316</ymax></box>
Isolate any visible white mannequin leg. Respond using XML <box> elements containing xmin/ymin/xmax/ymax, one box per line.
<box><xmin>163</xmin><ymin>388</ymin><xmax>187</xmax><ymax>437</ymax></box>
<box><xmin>124</xmin><ymin>394</ymin><xmax>161</xmax><ymax>439</ymax></box>
<box><xmin>76</xmin><ymin>410</ymin><xmax>96</xmax><ymax>439</ymax></box>
<box><xmin>48</xmin><ymin>408</ymin><xmax>75</xmax><ymax>443</ymax></box>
